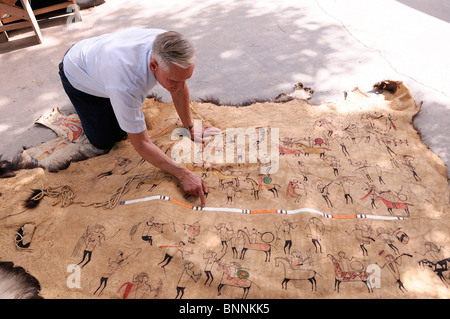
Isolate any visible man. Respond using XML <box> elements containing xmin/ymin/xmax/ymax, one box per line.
<box><xmin>59</xmin><ymin>28</ymin><xmax>219</xmax><ymax>207</ymax></box>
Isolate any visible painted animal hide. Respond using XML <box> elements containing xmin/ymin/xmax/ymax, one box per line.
<box><xmin>0</xmin><ymin>81</ymin><xmax>448</xmax><ymax>299</ymax></box>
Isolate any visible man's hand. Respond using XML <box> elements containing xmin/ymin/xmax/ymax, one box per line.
<box><xmin>190</xmin><ymin>125</ymin><xmax>222</xmax><ymax>143</ymax></box>
<box><xmin>128</xmin><ymin>130</ymin><xmax>208</xmax><ymax>207</ymax></box>
<box><xmin>178</xmin><ymin>170</ymin><xmax>208</xmax><ymax>207</ymax></box>
<box><xmin>169</xmin><ymin>85</ymin><xmax>217</xmax><ymax>206</ymax></box>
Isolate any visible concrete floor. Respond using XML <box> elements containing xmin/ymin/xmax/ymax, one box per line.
<box><xmin>0</xmin><ymin>0</ymin><xmax>449</xmax><ymax>180</ymax></box>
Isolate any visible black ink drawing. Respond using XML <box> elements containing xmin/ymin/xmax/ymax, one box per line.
<box><xmin>274</xmin><ymin>220</ymin><xmax>297</xmax><ymax>255</ymax></box>
<box><xmin>93</xmin><ymin>248</ymin><xmax>141</xmax><ymax>296</ymax></box>
<box><xmin>345</xmin><ymin>224</ymin><xmax>376</xmax><ymax>256</ymax></box>
<box><xmin>377</xmin><ymin>249</ymin><xmax>412</xmax><ymax>293</ymax></box>
<box><xmin>274</xmin><ymin>255</ymin><xmax>319</xmax><ymax>292</ymax></box>
<box><xmin>72</xmin><ymin>225</ymin><xmax>120</xmax><ymax>268</ymax></box>
<box><xmin>417</xmin><ymin>241</ymin><xmax>450</xmax><ymax>287</ymax></box>
<box><xmin>175</xmin><ymin>261</ymin><xmax>202</xmax><ymax>299</ymax></box>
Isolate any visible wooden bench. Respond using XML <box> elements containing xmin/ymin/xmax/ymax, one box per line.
<box><xmin>0</xmin><ymin>0</ymin><xmax>81</xmax><ymax>44</ymax></box>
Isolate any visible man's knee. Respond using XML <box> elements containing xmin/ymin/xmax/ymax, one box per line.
<box><xmin>85</xmin><ymin>134</ymin><xmax>116</xmax><ymax>150</ymax></box>
<box><xmin>85</xmin><ymin>130</ymin><xmax>127</xmax><ymax>150</ymax></box>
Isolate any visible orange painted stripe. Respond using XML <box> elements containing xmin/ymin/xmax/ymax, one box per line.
<box><xmin>151</xmin><ymin>127</ymin><xmax>169</xmax><ymax>137</ymax></box>
<box><xmin>250</xmin><ymin>209</ymin><xmax>278</xmax><ymax>214</ymax></box>
<box><xmin>331</xmin><ymin>215</ymin><xmax>357</xmax><ymax>219</ymax></box>
<box><xmin>169</xmin><ymin>198</ymin><xmax>193</xmax><ymax>209</ymax></box>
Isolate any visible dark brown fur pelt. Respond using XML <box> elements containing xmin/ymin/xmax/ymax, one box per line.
<box><xmin>373</xmin><ymin>80</ymin><xmax>402</xmax><ymax>94</ymax></box>
<box><xmin>23</xmin><ymin>189</ymin><xmax>44</xmax><ymax>209</ymax></box>
<box><xmin>0</xmin><ymin>156</ymin><xmax>17</xmax><ymax>178</ymax></box>
<box><xmin>0</xmin><ymin>153</ymin><xmax>37</xmax><ymax>179</ymax></box>
<box><xmin>0</xmin><ymin>262</ymin><xmax>42</xmax><ymax>299</ymax></box>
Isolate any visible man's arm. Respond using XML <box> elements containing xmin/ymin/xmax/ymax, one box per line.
<box><xmin>127</xmin><ymin>130</ymin><xmax>207</xmax><ymax>207</ymax></box>
<box><xmin>171</xmin><ymin>86</ymin><xmax>193</xmax><ymax>129</ymax></box>
<box><xmin>171</xmin><ymin>86</ymin><xmax>221</xmax><ymax>141</ymax></box>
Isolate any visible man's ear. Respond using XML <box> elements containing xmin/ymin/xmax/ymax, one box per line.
<box><xmin>149</xmin><ymin>57</ymin><xmax>158</xmax><ymax>72</ymax></box>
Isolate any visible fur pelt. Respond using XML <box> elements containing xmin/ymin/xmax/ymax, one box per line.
<box><xmin>0</xmin><ymin>135</ymin><xmax>108</xmax><ymax>175</ymax></box>
<box><xmin>0</xmin><ymin>262</ymin><xmax>42</xmax><ymax>299</ymax></box>
<box><xmin>19</xmin><ymin>135</ymin><xmax>108</xmax><ymax>173</ymax></box>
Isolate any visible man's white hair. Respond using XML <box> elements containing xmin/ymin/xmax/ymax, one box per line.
<box><xmin>151</xmin><ymin>31</ymin><xmax>197</xmax><ymax>70</ymax></box>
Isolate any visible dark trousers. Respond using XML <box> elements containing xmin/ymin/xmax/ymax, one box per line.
<box><xmin>58</xmin><ymin>62</ymin><xmax>127</xmax><ymax>150</ymax></box>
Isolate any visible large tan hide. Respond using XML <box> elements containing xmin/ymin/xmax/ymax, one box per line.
<box><xmin>0</xmin><ymin>81</ymin><xmax>448</xmax><ymax>299</ymax></box>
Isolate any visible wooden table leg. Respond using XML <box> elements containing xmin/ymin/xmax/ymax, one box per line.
<box><xmin>0</xmin><ymin>19</ymin><xmax>9</xmax><ymax>42</ymax></box>
<box><xmin>19</xmin><ymin>0</ymin><xmax>42</xmax><ymax>44</ymax></box>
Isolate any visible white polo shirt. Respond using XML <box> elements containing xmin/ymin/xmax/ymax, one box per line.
<box><xmin>63</xmin><ymin>28</ymin><xmax>166</xmax><ymax>134</ymax></box>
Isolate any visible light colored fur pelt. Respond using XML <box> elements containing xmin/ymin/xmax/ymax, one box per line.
<box><xmin>19</xmin><ymin>134</ymin><xmax>107</xmax><ymax>172</ymax></box>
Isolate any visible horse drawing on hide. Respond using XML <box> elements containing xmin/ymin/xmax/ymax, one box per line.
<box><xmin>136</xmin><ymin>172</ymin><xmax>173</xmax><ymax>192</ymax></box>
<box><xmin>327</xmin><ymin>254</ymin><xmax>373</xmax><ymax>293</ymax></box>
<box><xmin>217</xmin><ymin>263</ymin><xmax>253</xmax><ymax>299</ymax></box>
<box><xmin>245</xmin><ymin>176</ymin><xmax>281</xmax><ymax>200</ymax></box>
<box><xmin>279</xmin><ymin>145</ymin><xmax>301</xmax><ymax>156</ymax></box>
<box><xmin>295</xmin><ymin>143</ymin><xmax>326</xmax><ymax>158</ymax></box>
<box><xmin>238</xmin><ymin>230</ymin><xmax>271</xmax><ymax>262</ymax></box>
<box><xmin>418</xmin><ymin>258</ymin><xmax>450</xmax><ymax>287</ymax></box>
<box><xmin>211</xmin><ymin>168</ymin><xmax>240</xmax><ymax>190</ymax></box>
<box><xmin>274</xmin><ymin>257</ymin><xmax>319</xmax><ymax>291</ymax></box>
<box><xmin>375</xmin><ymin>196</ymin><xmax>411</xmax><ymax>216</ymax></box>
